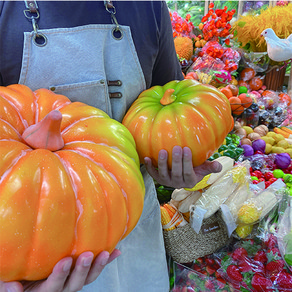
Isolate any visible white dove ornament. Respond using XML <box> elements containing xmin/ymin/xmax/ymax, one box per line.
<box><xmin>261</xmin><ymin>28</ymin><xmax>292</xmax><ymax>63</ymax></box>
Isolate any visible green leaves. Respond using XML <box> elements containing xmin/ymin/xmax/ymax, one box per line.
<box><xmin>237</xmin><ymin>21</ymin><xmax>246</xmax><ymax>28</ymax></box>
<box><xmin>155</xmin><ymin>184</ymin><xmax>174</xmax><ymax>204</ymax></box>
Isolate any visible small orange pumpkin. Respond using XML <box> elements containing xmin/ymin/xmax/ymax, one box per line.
<box><xmin>0</xmin><ymin>84</ymin><xmax>145</xmax><ymax>281</ymax></box>
<box><xmin>122</xmin><ymin>79</ymin><xmax>234</xmax><ymax>168</ymax></box>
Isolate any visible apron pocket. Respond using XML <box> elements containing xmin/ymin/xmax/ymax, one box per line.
<box><xmin>49</xmin><ymin>79</ymin><xmax>111</xmax><ymax>116</ymax></box>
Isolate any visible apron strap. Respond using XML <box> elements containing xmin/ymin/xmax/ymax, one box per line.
<box><xmin>24</xmin><ymin>0</ymin><xmax>38</xmax><ymax>13</ymax></box>
<box><xmin>104</xmin><ymin>1</ymin><xmax>115</xmax><ymax>10</ymax></box>
<box><xmin>23</xmin><ymin>0</ymin><xmax>47</xmax><ymax>46</ymax></box>
<box><xmin>104</xmin><ymin>1</ymin><xmax>123</xmax><ymax>40</ymax></box>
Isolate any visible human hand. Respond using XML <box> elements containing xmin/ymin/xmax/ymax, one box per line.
<box><xmin>0</xmin><ymin>249</ymin><xmax>121</xmax><ymax>292</ymax></box>
<box><xmin>144</xmin><ymin>146</ymin><xmax>222</xmax><ymax>189</ymax></box>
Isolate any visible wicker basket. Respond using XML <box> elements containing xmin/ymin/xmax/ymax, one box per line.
<box><xmin>163</xmin><ymin>211</ymin><xmax>230</xmax><ymax>264</ymax></box>
<box><xmin>264</xmin><ymin>65</ymin><xmax>286</xmax><ymax>91</ymax></box>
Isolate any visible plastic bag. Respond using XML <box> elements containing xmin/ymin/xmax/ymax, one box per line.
<box><xmin>217</xmin><ymin>204</ymin><xmax>292</xmax><ymax>292</ymax></box>
<box><xmin>168</xmin><ymin>193</ymin><xmax>292</xmax><ymax>291</ymax></box>
<box><xmin>221</xmin><ymin>47</ymin><xmax>241</xmax><ymax>74</ymax></box>
<box><xmin>189</xmin><ymin>54</ymin><xmax>225</xmax><ymax>74</ymax></box>
<box><xmin>169</xmin><ymin>256</ymin><xmax>240</xmax><ymax>292</ymax></box>
<box><xmin>190</xmin><ymin>161</ymin><xmax>250</xmax><ymax>233</ymax></box>
<box><xmin>239</xmin><ymin>49</ymin><xmax>270</xmax><ymax>73</ymax></box>
<box><xmin>236</xmin><ymin>179</ymin><xmax>286</xmax><ymax>226</ymax></box>
<box><xmin>220</xmin><ymin>182</ymin><xmax>253</xmax><ymax>237</ymax></box>
<box><xmin>278</xmin><ymin>194</ymin><xmax>292</xmax><ymax>268</ymax></box>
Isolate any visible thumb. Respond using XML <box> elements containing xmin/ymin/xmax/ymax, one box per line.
<box><xmin>209</xmin><ymin>160</ymin><xmax>223</xmax><ymax>173</ymax></box>
<box><xmin>3</xmin><ymin>282</ymin><xmax>23</xmax><ymax>292</ymax></box>
<box><xmin>194</xmin><ymin>160</ymin><xmax>223</xmax><ymax>177</ymax></box>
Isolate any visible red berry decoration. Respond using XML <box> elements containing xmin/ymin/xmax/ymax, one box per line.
<box><xmin>265</xmin><ymin>181</ymin><xmax>272</xmax><ymax>188</ymax></box>
<box><xmin>277</xmin><ymin>270</ymin><xmax>292</xmax><ymax>289</ymax></box>
<box><xmin>264</xmin><ymin>171</ymin><xmax>274</xmax><ymax>181</ymax></box>
<box><xmin>253</xmin><ymin>170</ymin><xmax>264</xmax><ymax>179</ymax></box>
<box><xmin>170</xmin><ymin>11</ymin><xmax>195</xmax><ymax>38</ymax></box>
<box><xmin>232</xmin><ymin>247</ymin><xmax>248</xmax><ymax>261</ymax></box>
<box><xmin>226</xmin><ymin>265</ymin><xmax>243</xmax><ymax>282</ymax></box>
<box><xmin>238</xmin><ymin>259</ymin><xmax>253</xmax><ymax>273</ymax></box>
<box><xmin>265</xmin><ymin>234</ymin><xmax>277</xmax><ymax>249</ymax></box>
<box><xmin>200</xmin><ymin>5</ymin><xmax>235</xmax><ymax>41</ymax></box>
<box><xmin>251</xmin><ymin>273</ymin><xmax>273</xmax><ymax>292</ymax></box>
<box><xmin>254</xmin><ymin>250</ymin><xmax>268</xmax><ymax>264</ymax></box>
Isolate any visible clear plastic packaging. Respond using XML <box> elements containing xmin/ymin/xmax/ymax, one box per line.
<box><xmin>239</xmin><ymin>49</ymin><xmax>270</xmax><ymax>73</ymax></box>
<box><xmin>278</xmin><ymin>194</ymin><xmax>292</xmax><ymax>269</ymax></box>
<box><xmin>236</xmin><ymin>179</ymin><xmax>286</xmax><ymax>225</ymax></box>
<box><xmin>190</xmin><ymin>161</ymin><xmax>250</xmax><ymax>233</ymax></box>
<box><xmin>168</xmin><ymin>192</ymin><xmax>292</xmax><ymax>292</ymax></box>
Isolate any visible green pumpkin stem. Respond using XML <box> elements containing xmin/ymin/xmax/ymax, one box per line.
<box><xmin>22</xmin><ymin>110</ymin><xmax>64</xmax><ymax>151</ymax></box>
<box><xmin>160</xmin><ymin>89</ymin><xmax>176</xmax><ymax>105</ymax></box>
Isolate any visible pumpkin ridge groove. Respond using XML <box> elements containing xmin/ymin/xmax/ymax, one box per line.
<box><xmin>0</xmin><ymin>119</ymin><xmax>23</xmax><ymax>141</ymax></box>
<box><xmin>52</xmin><ymin>151</ymin><xmax>82</xmax><ymax>254</ymax></box>
<box><xmin>54</xmin><ymin>149</ymin><xmax>130</xmax><ymax>252</ymax></box>
<box><xmin>61</xmin><ymin>116</ymin><xmax>101</xmax><ymax>135</ymax></box>
<box><xmin>57</xmin><ymin>144</ymin><xmax>141</xmax><ymax>240</ymax></box>
<box><xmin>0</xmin><ymin>95</ymin><xmax>29</xmax><ymax>130</ymax></box>
<box><xmin>0</xmin><ymin>146</ymin><xmax>32</xmax><ymax>185</ymax></box>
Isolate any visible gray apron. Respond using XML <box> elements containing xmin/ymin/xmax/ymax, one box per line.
<box><xmin>19</xmin><ymin>2</ymin><xmax>169</xmax><ymax>291</ymax></box>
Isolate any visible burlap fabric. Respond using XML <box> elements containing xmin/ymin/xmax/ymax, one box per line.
<box><xmin>163</xmin><ymin>211</ymin><xmax>229</xmax><ymax>263</ymax></box>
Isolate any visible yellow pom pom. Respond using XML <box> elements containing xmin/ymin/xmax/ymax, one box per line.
<box><xmin>232</xmin><ymin>165</ymin><xmax>247</xmax><ymax>184</ymax></box>
<box><xmin>238</xmin><ymin>203</ymin><xmax>261</xmax><ymax>224</ymax></box>
<box><xmin>174</xmin><ymin>37</ymin><xmax>193</xmax><ymax>61</ymax></box>
<box><xmin>236</xmin><ymin>224</ymin><xmax>254</xmax><ymax>238</ymax></box>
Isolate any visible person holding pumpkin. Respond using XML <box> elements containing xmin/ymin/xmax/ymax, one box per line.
<box><xmin>0</xmin><ymin>1</ymin><xmax>223</xmax><ymax>292</ymax></box>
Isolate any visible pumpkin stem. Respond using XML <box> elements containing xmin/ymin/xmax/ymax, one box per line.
<box><xmin>160</xmin><ymin>89</ymin><xmax>176</xmax><ymax>105</ymax></box>
<box><xmin>22</xmin><ymin>110</ymin><xmax>64</xmax><ymax>151</ymax></box>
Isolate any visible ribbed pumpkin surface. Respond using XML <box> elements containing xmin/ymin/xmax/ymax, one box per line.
<box><xmin>0</xmin><ymin>84</ymin><xmax>145</xmax><ymax>281</ymax></box>
<box><xmin>122</xmin><ymin>79</ymin><xmax>234</xmax><ymax>168</ymax></box>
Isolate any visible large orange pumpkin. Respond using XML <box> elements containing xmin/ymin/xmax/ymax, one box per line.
<box><xmin>0</xmin><ymin>84</ymin><xmax>145</xmax><ymax>281</ymax></box>
<box><xmin>122</xmin><ymin>79</ymin><xmax>234</xmax><ymax>168</ymax></box>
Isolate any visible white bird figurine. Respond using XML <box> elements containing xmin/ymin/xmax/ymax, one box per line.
<box><xmin>261</xmin><ymin>28</ymin><xmax>292</xmax><ymax>63</ymax></box>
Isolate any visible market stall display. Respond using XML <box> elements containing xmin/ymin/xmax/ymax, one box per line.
<box><xmin>164</xmin><ymin>2</ymin><xmax>292</xmax><ymax>291</ymax></box>
<box><xmin>1</xmin><ymin>1</ymin><xmax>292</xmax><ymax>290</ymax></box>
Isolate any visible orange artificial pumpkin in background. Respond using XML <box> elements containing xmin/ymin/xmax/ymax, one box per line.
<box><xmin>122</xmin><ymin>79</ymin><xmax>234</xmax><ymax>169</ymax></box>
<box><xmin>0</xmin><ymin>84</ymin><xmax>145</xmax><ymax>281</ymax></box>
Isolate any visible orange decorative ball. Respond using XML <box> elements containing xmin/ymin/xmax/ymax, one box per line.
<box><xmin>226</xmin><ymin>84</ymin><xmax>239</xmax><ymax>96</ymax></box>
<box><xmin>238</xmin><ymin>93</ymin><xmax>253</xmax><ymax>108</ymax></box>
<box><xmin>249</xmin><ymin>77</ymin><xmax>263</xmax><ymax>91</ymax></box>
<box><xmin>238</xmin><ymin>80</ymin><xmax>249</xmax><ymax>89</ymax></box>
<box><xmin>229</xmin><ymin>96</ymin><xmax>245</xmax><ymax>116</ymax></box>
<box><xmin>240</xmin><ymin>68</ymin><xmax>256</xmax><ymax>81</ymax></box>
<box><xmin>220</xmin><ymin>87</ymin><xmax>233</xmax><ymax>99</ymax></box>
<box><xmin>174</xmin><ymin>36</ymin><xmax>194</xmax><ymax>61</ymax></box>
<box><xmin>0</xmin><ymin>84</ymin><xmax>145</xmax><ymax>281</ymax></box>
<box><xmin>279</xmin><ymin>92</ymin><xmax>292</xmax><ymax>106</ymax></box>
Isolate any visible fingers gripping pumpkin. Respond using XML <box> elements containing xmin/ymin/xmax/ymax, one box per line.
<box><xmin>0</xmin><ymin>84</ymin><xmax>145</xmax><ymax>281</ymax></box>
<box><xmin>122</xmin><ymin>79</ymin><xmax>234</xmax><ymax>168</ymax></box>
